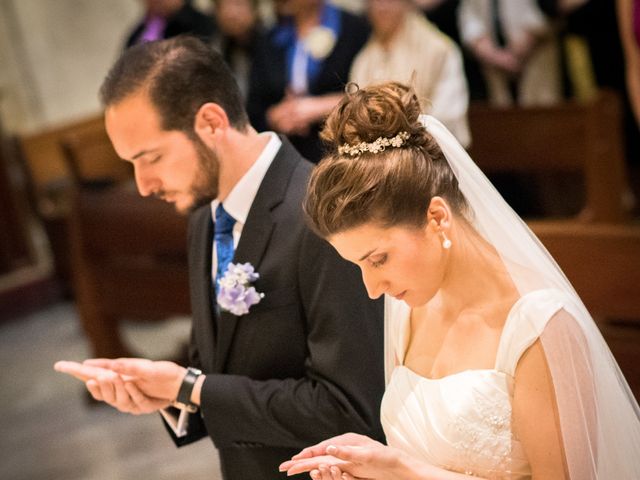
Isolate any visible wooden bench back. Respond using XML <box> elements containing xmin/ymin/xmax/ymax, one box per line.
<box><xmin>73</xmin><ymin>186</ymin><xmax>188</xmax><ymax>257</ymax></box>
<box><xmin>530</xmin><ymin>221</ymin><xmax>640</xmax><ymax>320</ymax></box>
<box><xmin>467</xmin><ymin>90</ymin><xmax>628</xmax><ymax>223</ymax></box>
<box><xmin>60</xmin><ymin>120</ymin><xmax>131</xmax><ymax>186</ymax></box>
<box><xmin>18</xmin><ymin>114</ymin><xmax>109</xmax><ymax>218</ymax></box>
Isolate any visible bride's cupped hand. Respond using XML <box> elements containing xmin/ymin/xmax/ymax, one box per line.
<box><xmin>287</xmin><ymin>432</ymin><xmax>375</xmax><ymax>462</ymax></box>
<box><xmin>279</xmin><ymin>433</ymin><xmax>417</xmax><ymax>480</ymax></box>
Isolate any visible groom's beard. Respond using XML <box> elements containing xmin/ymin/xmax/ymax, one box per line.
<box><xmin>178</xmin><ymin>136</ymin><xmax>220</xmax><ymax>215</ymax></box>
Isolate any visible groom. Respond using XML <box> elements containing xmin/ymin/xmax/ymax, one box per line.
<box><xmin>55</xmin><ymin>36</ymin><xmax>385</xmax><ymax>479</ymax></box>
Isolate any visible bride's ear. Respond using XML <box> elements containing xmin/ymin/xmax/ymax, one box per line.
<box><xmin>426</xmin><ymin>196</ymin><xmax>452</xmax><ymax>231</ymax></box>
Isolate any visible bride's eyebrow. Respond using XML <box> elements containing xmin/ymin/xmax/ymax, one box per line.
<box><xmin>358</xmin><ymin>248</ymin><xmax>378</xmax><ymax>262</ymax></box>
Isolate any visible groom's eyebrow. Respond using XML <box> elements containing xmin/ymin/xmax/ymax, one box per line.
<box><xmin>129</xmin><ymin>147</ymin><xmax>160</xmax><ymax>162</ymax></box>
<box><xmin>358</xmin><ymin>249</ymin><xmax>377</xmax><ymax>261</ymax></box>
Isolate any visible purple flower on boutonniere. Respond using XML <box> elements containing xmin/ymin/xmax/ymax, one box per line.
<box><xmin>217</xmin><ymin>262</ymin><xmax>264</xmax><ymax>316</ymax></box>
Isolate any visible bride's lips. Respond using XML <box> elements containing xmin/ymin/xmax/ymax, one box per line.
<box><xmin>393</xmin><ymin>291</ymin><xmax>407</xmax><ymax>300</ymax></box>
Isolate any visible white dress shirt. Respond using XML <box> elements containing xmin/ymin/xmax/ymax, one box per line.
<box><xmin>210</xmin><ymin>132</ymin><xmax>282</xmax><ymax>281</ymax></box>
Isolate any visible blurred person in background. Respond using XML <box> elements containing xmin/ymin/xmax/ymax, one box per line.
<box><xmin>617</xmin><ymin>0</ymin><xmax>640</xmax><ymax>209</ymax></box>
<box><xmin>415</xmin><ymin>0</ymin><xmax>488</xmax><ymax>100</ymax></box>
<box><xmin>458</xmin><ymin>0</ymin><xmax>565</xmax><ymax>217</ymax></box>
<box><xmin>210</xmin><ymin>0</ymin><xmax>262</xmax><ymax>100</ymax></box>
<box><xmin>126</xmin><ymin>0</ymin><xmax>217</xmax><ymax>47</ymax></box>
<box><xmin>350</xmin><ymin>0</ymin><xmax>471</xmax><ymax>146</ymax></box>
<box><xmin>458</xmin><ymin>0</ymin><xmax>562</xmax><ymax>107</ymax></box>
<box><xmin>247</xmin><ymin>0</ymin><xmax>370</xmax><ymax>162</ymax></box>
<box><xmin>537</xmin><ymin>0</ymin><xmax>639</xmax><ymax>213</ymax></box>
<box><xmin>617</xmin><ymin>0</ymin><xmax>640</xmax><ymax>127</ymax></box>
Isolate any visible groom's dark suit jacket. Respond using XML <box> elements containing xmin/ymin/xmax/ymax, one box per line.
<box><xmin>165</xmin><ymin>137</ymin><xmax>385</xmax><ymax>479</ymax></box>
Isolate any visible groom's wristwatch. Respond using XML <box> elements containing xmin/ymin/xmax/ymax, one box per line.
<box><xmin>175</xmin><ymin>367</ymin><xmax>202</xmax><ymax>413</ymax></box>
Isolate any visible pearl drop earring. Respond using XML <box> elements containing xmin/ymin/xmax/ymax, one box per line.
<box><xmin>440</xmin><ymin>231</ymin><xmax>452</xmax><ymax>249</ymax></box>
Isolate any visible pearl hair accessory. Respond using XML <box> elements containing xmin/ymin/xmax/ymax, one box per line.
<box><xmin>338</xmin><ymin>131</ymin><xmax>410</xmax><ymax>157</ymax></box>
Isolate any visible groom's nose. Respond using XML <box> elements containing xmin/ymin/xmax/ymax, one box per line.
<box><xmin>133</xmin><ymin>163</ymin><xmax>162</xmax><ymax>197</ymax></box>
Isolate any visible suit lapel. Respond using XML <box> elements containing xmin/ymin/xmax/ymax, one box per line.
<box><xmin>213</xmin><ymin>212</ymin><xmax>274</xmax><ymax>372</ymax></box>
<box><xmin>190</xmin><ymin>207</ymin><xmax>217</xmax><ymax>372</ymax></box>
<box><xmin>213</xmin><ymin>137</ymin><xmax>301</xmax><ymax>372</ymax></box>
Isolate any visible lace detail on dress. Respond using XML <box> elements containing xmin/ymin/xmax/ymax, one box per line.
<box><xmin>448</xmin><ymin>392</ymin><xmax>513</xmax><ymax>478</ymax></box>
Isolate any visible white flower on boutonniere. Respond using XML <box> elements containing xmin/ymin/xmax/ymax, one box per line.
<box><xmin>217</xmin><ymin>262</ymin><xmax>265</xmax><ymax>316</ymax></box>
<box><xmin>303</xmin><ymin>25</ymin><xmax>337</xmax><ymax>60</ymax></box>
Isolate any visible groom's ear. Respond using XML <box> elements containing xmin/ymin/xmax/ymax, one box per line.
<box><xmin>193</xmin><ymin>102</ymin><xmax>228</xmax><ymax>145</ymax></box>
<box><xmin>426</xmin><ymin>196</ymin><xmax>451</xmax><ymax>230</ymax></box>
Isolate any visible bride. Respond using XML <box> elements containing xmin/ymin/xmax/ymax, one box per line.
<box><xmin>280</xmin><ymin>82</ymin><xmax>640</xmax><ymax>479</ymax></box>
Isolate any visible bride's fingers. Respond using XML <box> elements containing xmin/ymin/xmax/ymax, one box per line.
<box><xmin>329</xmin><ymin>465</ymin><xmax>343</xmax><ymax>480</ymax></box>
<box><xmin>310</xmin><ymin>466</ymin><xmax>338</xmax><ymax>480</ymax></box>
<box><xmin>326</xmin><ymin>445</ymin><xmax>371</xmax><ymax>465</ymax></box>
<box><xmin>290</xmin><ymin>446</ymin><xmax>320</xmax><ymax>460</ymax></box>
<box><xmin>318</xmin><ymin>465</ymin><xmax>333</xmax><ymax>480</ymax></box>
<box><xmin>288</xmin><ymin>433</ymin><xmax>368</xmax><ymax>463</ymax></box>
<box><xmin>281</xmin><ymin>459</ymin><xmax>319</xmax><ymax>475</ymax></box>
<box><xmin>282</xmin><ymin>456</ymin><xmax>340</xmax><ymax>475</ymax></box>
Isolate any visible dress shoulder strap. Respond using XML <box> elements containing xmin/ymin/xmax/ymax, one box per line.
<box><xmin>384</xmin><ymin>295</ymin><xmax>411</xmax><ymax>384</ymax></box>
<box><xmin>494</xmin><ymin>289</ymin><xmax>567</xmax><ymax>377</ymax></box>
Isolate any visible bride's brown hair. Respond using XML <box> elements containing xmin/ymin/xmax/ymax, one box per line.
<box><xmin>304</xmin><ymin>81</ymin><xmax>469</xmax><ymax>238</ymax></box>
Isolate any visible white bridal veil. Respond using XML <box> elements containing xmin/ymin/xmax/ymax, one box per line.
<box><xmin>389</xmin><ymin>115</ymin><xmax>640</xmax><ymax>478</ymax></box>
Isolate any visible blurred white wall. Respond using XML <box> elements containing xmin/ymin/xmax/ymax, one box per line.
<box><xmin>0</xmin><ymin>0</ymin><xmax>142</xmax><ymax>134</ymax></box>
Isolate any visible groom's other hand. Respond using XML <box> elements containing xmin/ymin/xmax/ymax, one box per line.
<box><xmin>83</xmin><ymin>358</ymin><xmax>186</xmax><ymax>403</ymax></box>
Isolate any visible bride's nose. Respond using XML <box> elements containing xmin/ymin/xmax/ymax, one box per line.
<box><xmin>361</xmin><ymin>268</ymin><xmax>386</xmax><ymax>300</ymax></box>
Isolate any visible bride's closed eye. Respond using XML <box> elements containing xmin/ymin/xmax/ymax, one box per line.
<box><xmin>370</xmin><ymin>254</ymin><xmax>387</xmax><ymax>268</ymax></box>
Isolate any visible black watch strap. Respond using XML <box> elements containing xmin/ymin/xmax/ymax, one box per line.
<box><xmin>176</xmin><ymin>367</ymin><xmax>202</xmax><ymax>408</ymax></box>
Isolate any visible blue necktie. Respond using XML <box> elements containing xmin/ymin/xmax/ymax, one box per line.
<box><xmin>214</xmin><ymin>204</ymin><xmax>236</xmax><ymax>294</ymax></box>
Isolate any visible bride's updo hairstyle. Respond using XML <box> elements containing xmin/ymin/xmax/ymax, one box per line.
<box><xmin>304</xmin><ymin>81</ymin><xmax>469</xmax><ymax>238</ymax></box>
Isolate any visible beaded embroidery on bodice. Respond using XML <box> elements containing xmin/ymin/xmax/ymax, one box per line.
<box><xmin>381</xmin><ymin>289</ymin><xmax>567</xmax><ymax>479</ymax></box>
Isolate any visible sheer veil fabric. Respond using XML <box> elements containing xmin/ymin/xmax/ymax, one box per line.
<box><xmin>383</xmin><ymin>116</ymin><xmax>640</xmax><ymax>478</ymax></box>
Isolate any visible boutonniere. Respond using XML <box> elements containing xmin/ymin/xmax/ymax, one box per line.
<box><xmin>217</xmin><ymin>263</ymin><xmax>265</xmax><ymax>316</ymax></box>
<box><xmin>303</xmin><ymin>25</ymin><xmax>337</xmax><ymax>60</ymax></box>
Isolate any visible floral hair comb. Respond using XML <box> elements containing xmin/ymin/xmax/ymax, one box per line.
<box><xmin>338</xmin><ymin>131</ymin><xmax>410</xmax><ymax>157</ymax></box>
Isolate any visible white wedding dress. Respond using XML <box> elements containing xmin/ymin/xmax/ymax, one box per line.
<box><xmin>381</xmin><ymin>289</ymin><xmax>573</xmax><ymax>479</ymax></box>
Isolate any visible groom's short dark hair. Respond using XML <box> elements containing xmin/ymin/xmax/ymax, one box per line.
<box><xmin>100</xmin><ymin>35</ymin><xmax>249</xmax><ymax>133</ymax></box>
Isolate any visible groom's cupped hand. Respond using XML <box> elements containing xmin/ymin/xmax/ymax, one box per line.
<box><xmin>54</xmin><ymin>358</ymin><xmax>186</xmax><ymax>414</ymax></box>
